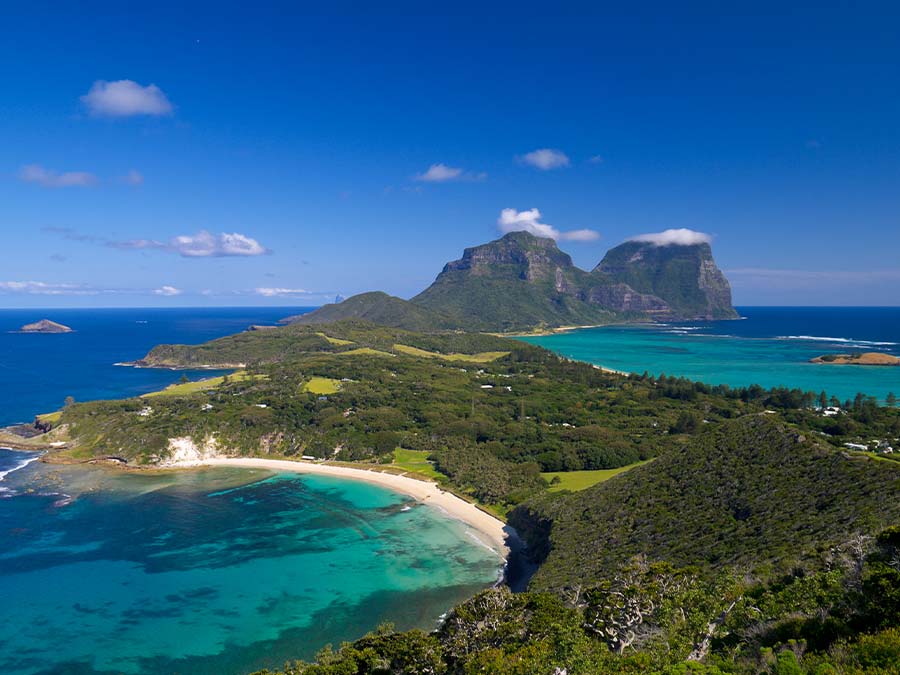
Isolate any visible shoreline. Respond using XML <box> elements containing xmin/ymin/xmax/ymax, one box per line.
<box><xmin>169</xmin><ymin>456</ymin><xmax>515</xmax><ymax>559</ymax></box>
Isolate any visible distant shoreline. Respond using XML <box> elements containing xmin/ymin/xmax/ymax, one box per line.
<box><xmin>167</xmin><ymin>456</ymin><xmax>514</xmax><ymax>560</ymax></box>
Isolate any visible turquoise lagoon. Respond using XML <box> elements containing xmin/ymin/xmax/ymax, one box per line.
<box><xmin>0</xmin><ymin>454</ymin><xmax>502</xmax><ymax>675</ymax></box>
<box><xmin>521</xmin><ymin>307</ymin><xmax>900</xmax><ymax>402</ymax></box>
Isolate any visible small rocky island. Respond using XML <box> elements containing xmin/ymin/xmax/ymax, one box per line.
<box><xmin>811</xmin><ymin>352</ymin><xmax>900</xmax><ymax>366</ymax></box>
<box><xmin>18</xmin><ymin>319</ymin><xmax>73</xmax><ymax>333</ymax></box>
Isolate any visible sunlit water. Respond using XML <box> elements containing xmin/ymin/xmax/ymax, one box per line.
<box><xmin>521</xmin><ymin>307</ymin><xmax>900</xmax><ymax>402</ymax></box>
<box><xmin>0</xmin><ymin>452</ymin><xmax>502</xmax><ymax>675</ymax></box>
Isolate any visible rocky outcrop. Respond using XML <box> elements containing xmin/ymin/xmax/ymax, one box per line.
<box><xmin>18</xmin><ymin>319</ymin><xmax>73</xmax><ymax>333</ymax></box>
<box><xmin>161</xmin><ymin>435</ymin><xmax>228</xmax><ymax>465</ymax></box>
<box><xmin>594</xmin><ymin>240</ymin><xmax>737</xmax><ymax>320</ymax></box>
<box><xmin>811</xmin><ymin>352</ymin><xmax>900</xmax><ymax>366</ymax></box>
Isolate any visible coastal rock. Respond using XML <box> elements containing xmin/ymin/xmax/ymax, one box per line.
<box><xmin>811</xmin><ymin>352</ymin><xmax>900</xmax><ymax>366</ymax></box>
<box><xmin>162</xmin><ymin>435</ymin><xmax>227</xmax><ymax>466</ymax></box>
<box><xmin>18</xmin><ymin>319</ymin><xmax>73</xmax><ymax>333</ymax></box>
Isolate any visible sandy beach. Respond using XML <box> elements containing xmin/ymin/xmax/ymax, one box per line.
<box><xmin>172</xmin><ymin>456</ymin><xmax>513</xmax><ymax>558</ymax></box>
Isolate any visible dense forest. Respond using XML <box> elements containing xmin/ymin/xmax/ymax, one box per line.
<box><xmin>40</xmin><ymin>320</ymin><xmax>900</xmax><ymax>673</ymax></box>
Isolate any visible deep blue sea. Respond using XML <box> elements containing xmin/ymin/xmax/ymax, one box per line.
<box><xmin>0</xmin><ymin>307</ymin><xmax>314</xmax><ymax>427</ymax></box>
<box><xmin>522</xmin><ymin>307</ymin><xmax>900</xmax><ymax>402</ymax></box>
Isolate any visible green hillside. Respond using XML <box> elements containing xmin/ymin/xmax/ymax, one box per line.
<box><xmin>283</xmin><ymin>291</ymin><xmax>460</xmax><ymax>331</ymax></box>
<box><xmin>513</xmin><ymin>415</ymin><xmax>900</xmax><ymax>591</ymax></box>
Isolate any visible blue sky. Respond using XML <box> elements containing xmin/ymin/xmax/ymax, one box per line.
<box><xmin>2</xmin><ymin>1</ymin><xmax>898</xmax><ymax>307</ymax></box>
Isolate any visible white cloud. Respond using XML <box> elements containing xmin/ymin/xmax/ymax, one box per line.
<box><xmin>414</xmin><ymin>163</ymin><xmax>486</xmax><ymax>183</ymax></box>
<box><xmin>562</xmin><ymin>228</ymin><xmax>601</xmax><ymax>242</ymax></box>
<box><xmin>0</xmin><ymin>281</ymin><xmax>96</xmax><ymax>295</ymax></box>
<box><xmin>153</xmin><ymin>285</ymin><xmax>182</xmax><ymax>296</ymax></box>
<box><xmin>81</xmin><ymin>79</ymin><xmax>173</xmax><ymax>117</ymax></box>
<box><xmin>630</xmin><ymin>228</ymin><xmax>712</xmax><ymax>246</ymax></box>
<box><xmin>255</xmin><ymin>287</ymin><xmax>311</xmax><ymax>297</ymax></box>
<box><xmin>416</xmin><ymin>163</ymin><xmax>462</xmax><ymax>182</ymax></box>
<box><xmin>18</xmin><ymin>164</ymin><xmax>97</xmax><ymax>188</ymax></box>
<box><xmin>497</xmin><ymin>208</ymin><xmax>599</xmax><ymax>242</ymax></box>
<box><xmin>519</xmin><ymin>148</ymin><xmax>570</xmax><ymax>170</ymax></box>
<box><xmin>588</xmin><ymin>155</ymin><xmax>604</xmax><ymax>164</ymax></box>
<box><xmin>113</xmin><ymin>230</ymin><xmax>269</xmax><ymax>257</ymax></box>
<box><xmin>122</xmin><ymin>170</ymin><xmax>144</xmax><ymax>186</ymax></box>
<box><xmin>171</xmin><ymin>231</ymin><xmax>267</xmax><ymax>257</ymax></box>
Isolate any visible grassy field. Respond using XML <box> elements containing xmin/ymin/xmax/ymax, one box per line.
<box><xmin>542</xmin><ymin>460</ymin><xmax>651</xmax><ymax>492</ymax></box>
<box><xmin>336</xmin><ymin>347</ymin><xmax>395</xmax><ymax>357</ymax></box>
<box><xmin>391</xmin><ymin>448</ymin><xmax>443</xmax><ymax>480</ymax></box>
<box><xmin>302</xmin><ymin>377</ymin><xmax>342</xmax><ymax>395</ymax></box>
<box><xmin>141</xmin><ymin>371</ymin><xmax>257</xmax><ymax>398</ymax></box>
<box><xmin>36</xmin><ymin>411</ymin><xmax>63</xmax><ymax>424</ymax></box>
<box><xmin>316</xmin><ymin>332</ymin><xmax>355</xmax><ymax>346</ymax></box>
<box><xmin>392</xmin><ymin>344</ymin><xmax>509</xmax><ymax>363</ymax></box>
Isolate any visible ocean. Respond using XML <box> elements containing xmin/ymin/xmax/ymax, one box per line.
<box><xmin>0</xmin><ymin>457</ymin><xmax>502</xmax><ymax>675</ymax></box>
<box><xmin>521</xmin><ymin>307</ymin><xmax>900</xmax><ymax>402</ymax></box>
<box><xmin>0</xmin><ymin>307</ymin><xmax>313</xmax><ymax>427</ymax></box>
<box><xmin>0</xmin><ymin>307</ymin><xmax>502</xmax><ymax>674</ymax></box>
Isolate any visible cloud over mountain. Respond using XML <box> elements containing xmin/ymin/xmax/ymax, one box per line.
<box><xmin>497</xmin><ymin>208</ymin><xmax>599</xmax><ymax>242</ymax></box>
<box><xmin>630</xmin><ymin>228</ymin><xmax>712</xmax><ymax>246</ymax></box>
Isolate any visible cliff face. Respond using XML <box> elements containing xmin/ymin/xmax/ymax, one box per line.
<box><xmin>291</xmin><ymin>231</ymin><xmax>738</xmax><ymax>331</ymax></box>
<box><xmin>594</xmin><ymin>241</ymin><xmax>738</xmax><ymax>320</ymax></box>
<box><xmin>437</xmin><ymin>231</ymin><xmax>581</xmax><ymax>283</ymax></box>
<box><xmin>411</xmin><ymin>232</ymin><xmax>616</xmax><ymax>330</ymax></box>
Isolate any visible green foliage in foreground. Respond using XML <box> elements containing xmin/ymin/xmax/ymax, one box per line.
<box><xmin>250</xmin><ymin>529</ymin><xmax>900</xmax><ymax>674</ymax></box>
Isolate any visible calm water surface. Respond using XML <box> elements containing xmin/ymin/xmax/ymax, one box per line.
<box><xmin>521</xmin><ymin>307</ymin><xmax>900</xmax><ymax>402</ymax></box>
<box><xmin>0</xmin><ymin>454</ymin><xmax>502</xmax><ymax>675</ymax></box>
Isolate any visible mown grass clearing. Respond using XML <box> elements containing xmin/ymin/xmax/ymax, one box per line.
<box><xmin>302</xmin><ymin>377</ymin><xmax>342</xmax><ymax>395</ymax></box>
<box><xmin>542</xmin><ymin>460</ymin><xmax>651</xmax><ymax>492</ymax></box>
<box><xmin>391</xmin><ymin>448</ymin><xmax>443</xmax><ymax>480</ymax></box>
<box><xmin>337</xmin><ymin>347</ymin><xmax>394</xmax><ymax>357</ymax></box>
<box><xmin>317</xmin><ymin>332</ymin><xmax>354</xmax><ymax>346</ymax></box>
<box><xmin>142</xmin><ymin>371</ymin><xmax>258</xmax><ymax>398</ymax></box>
<box><xmin>392</xmin><ymin>344</ymin><xmax>509</xmax><ymax>363</ymax></box>
<box><xmin>36</xmin><ymin>411</ymin><xmax>62</xmax><ymax>424</ymax></box>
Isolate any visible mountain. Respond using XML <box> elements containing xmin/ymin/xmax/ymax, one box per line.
<box><xmin>595</xmin><ymin>239</ymin><xmax>738</xmax><ymax>320</ymax></box>
<box><xmin>289</xmin><ymin>231</ymin><xmax>737</xmax><ymax>331</ymax></box>
<box><xmin>410</xmin><ymin>232</ymin><xmax>620</xmax><ymax>331</ymax></box>
<box><xmin>284</xmin><ymin>291</ymin><xmax>458</xmax><ymax>332</ymax></box>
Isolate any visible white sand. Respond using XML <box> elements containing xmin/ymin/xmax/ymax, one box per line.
<box><xmin>172</xmin><ymin>456</ymin><xmax>512</xmax><ymax>558</ymax></box>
